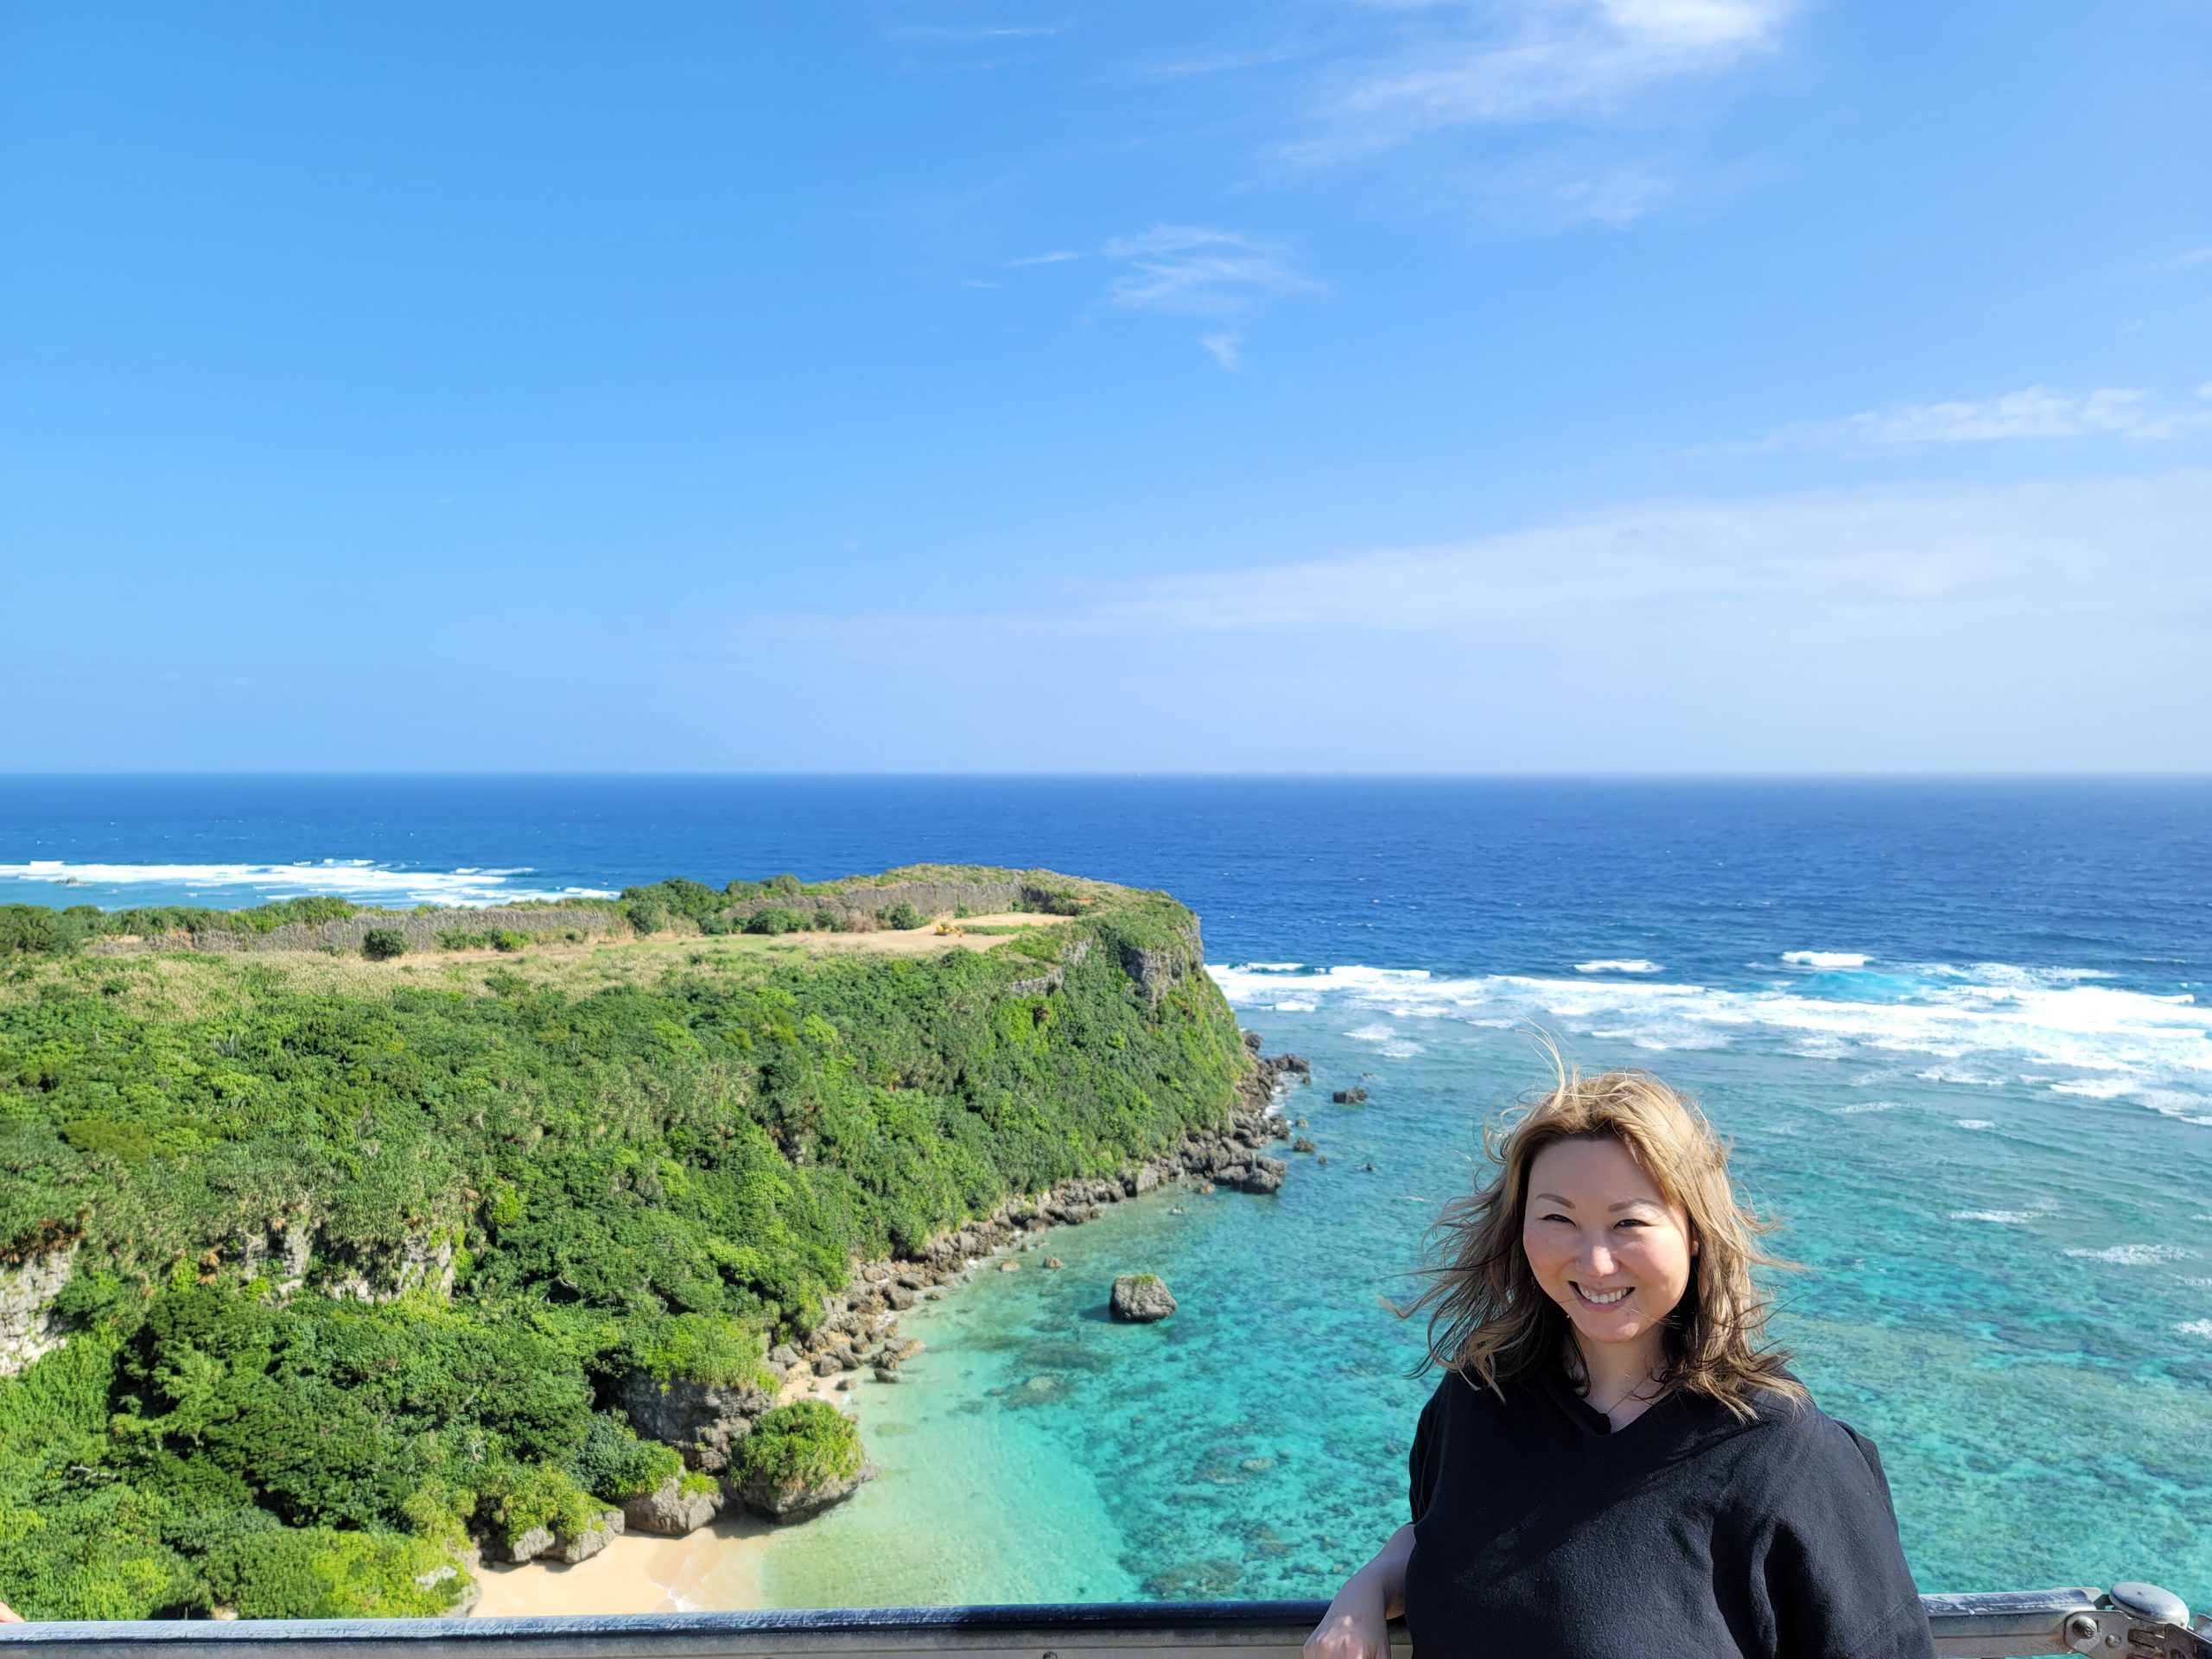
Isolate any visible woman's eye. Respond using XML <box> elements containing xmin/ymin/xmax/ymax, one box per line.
<box><xmin>1615</xmin><ymin>1217</ymin><xmax>1647</xmax><ymax>1229</ymax></box>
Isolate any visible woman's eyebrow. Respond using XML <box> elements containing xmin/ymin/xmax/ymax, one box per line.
<box><xmin>1532</xmin><ymin>1192</ymin><xmax>1660</xmax><ymax>1212</ymax></box>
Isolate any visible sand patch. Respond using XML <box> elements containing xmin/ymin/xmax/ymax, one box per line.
<box><xmin>471</xmin><ymin>1515</ymin><xmax>775</xmax><ymax>1617</ymax></box>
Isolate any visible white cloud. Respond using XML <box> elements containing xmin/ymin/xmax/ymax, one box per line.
<box><xmin>1199</xmin><ymin>330</ymin><xmax>1243</xmax><ymax>370</ymax></box>
<box><xmin>1062</xmin><ymin>471</ymin><xmax>2212</xmax><ymax>635</ymax></box>
<box><xmin>1736</xmin><ymin>386</ymin><xmax>2212</xmax><ymax>452</ymax></box>
<box><xmin>1010</xmin><ymin>224</ymin><xmax>1320</xmax><ymax>316</ymax></box>
<box><xmin>677</xmin><ymin>470</ymin><xmax>2212</xmax><ymax>771</ymax></box>
<box><xmin>1292</xmin><ymin>0</ymin><xmax>1794</xmax><ymax>164</ymax></box>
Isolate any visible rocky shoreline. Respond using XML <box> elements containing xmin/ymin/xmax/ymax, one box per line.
<box><xmin>538</xmin><ymin>1035</ymin><xmax>1313</xmax><ymax>1576</ymax></box>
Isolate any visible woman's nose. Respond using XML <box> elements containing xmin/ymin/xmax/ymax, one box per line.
<box><xmin>1580</xmin><ymin>1241</ymin><xmax>1618</xmax><ymax>1275</ymax></box>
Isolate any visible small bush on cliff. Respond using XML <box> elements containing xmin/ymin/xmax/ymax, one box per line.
<box><xmin>475</xmin><ymin>1461</ymin><xmax>599</xmax><ymax>1548</ymax></box>
<box><xmin>744</xmin><ymin>906</ymin><xmax>803</xmax><ymax>936</ymax></box>
<box><xmin>361</xmin><ymin>928</ymin><xmax>406</xmax><ymax>962</ymax></box>
<box><xmin>625</xmin><ymin>1312</ymin><xmax>768</xmax><ymax>1390</ymax></box>
<box><xmin>878</xmin><ymin>901</ymin><xmax>925</xmax><ymax>930</ymax></box>
<box><xmin>729</xmin><ymin>1401</ymin><xmax>862</xmax><ymax>1491</ymax></box>
<box><xmin>569</xmin><ymin>1410</ymin><xmax>682</xmax><ymax>1503</ymax></box>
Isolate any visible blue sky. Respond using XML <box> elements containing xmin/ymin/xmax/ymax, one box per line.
<box><xmin>3</xmin><ymin>1</ymin><xmax>2209</xmax><ymax>772</ymax></box>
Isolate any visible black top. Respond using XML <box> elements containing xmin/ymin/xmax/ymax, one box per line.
<box><xmin>1402</xmin><ymin>1362</ymin><xmax>1935</xmax><ymax>1659</ymax></box>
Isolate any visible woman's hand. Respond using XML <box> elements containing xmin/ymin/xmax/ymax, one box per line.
<box><xmin>1304</xmin><ymin>1582</ymin><xmax>1390</xmax><ymax>1659</ymax></box>
<box><xmin>0</xmin><ymin>1599</ymin><xmax>22</xmax><ymax>1623</ymax></box>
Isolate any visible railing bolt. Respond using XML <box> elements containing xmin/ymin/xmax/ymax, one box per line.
<box><xmin>2063</xmin><ymin>1611</ymin><xmax>2100</xmax><ymax>1651</ymax></box>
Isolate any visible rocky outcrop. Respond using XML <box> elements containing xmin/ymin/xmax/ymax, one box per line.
<box><xmin>549</xmin><ymin>1509</ymin><xmax>625</xmax><ymax>1564</ymax></box>
<box><xmin>620</xmin><ymin>1373</ymin><xmax>776</xmax><ymax>1475</ymax></box>
<box><xmin>486</xmin><ymin>1526</ymin><xmax>556</xmax><ymax>1565</ymax></box>
<box><xmin>1118</xmin><ymin>918</ymin><xmax>1205</xmax><ymax>1007</ymax></box>
<box><xmin>411</xmin><ymin>1556</ymin><xmax>480</xmax><ymax>1617</ymax></box>
<box><xmin>232</xmin><ymin>1213</ymin><xmax>314</xmax><ymax>1296</ymax></box>
<box><xmin>732</xmin><ymin>1460</ymin><xmax>879</xmax><ymax>1522</ymax></box>
<box><xmin>0</xmin><ymin>1246</ymin><xmax>75</xmax><ymax>1377</ymax></box>
<box><xmin>1332</xmin><ymin>1087</ymin><xmax>1368</xmax><ymax>1105</ymax></box>
<box><xmin>621</xmin><ymin>1474</ymin><xmax>725</xmax><ymax>1536</ymax></box>
<box><xmin>1110</xmin><ymin>1274</ymin><xmax>1177</xmax><ymax>1322</ymax></box>
<box><xmin>321</xmin><ymin>1232</ymin><xmax>460</xmax><ymax>1304</ymax></box>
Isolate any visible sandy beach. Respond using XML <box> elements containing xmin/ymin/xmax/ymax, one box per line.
<box><xmin>471</xmin><ymin>1515</ymin><xmax>778</xmax><ymax>1617</ymax></box>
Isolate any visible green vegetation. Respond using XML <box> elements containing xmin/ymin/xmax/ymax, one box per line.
<box><xmin>729</xmin><ymin>1400</ymin><xmax>862</xmax><ymax>1491</ymax></box>
<box><xmin>877</xmin><ymin>902</ymin><xmax>925</xmax><ymax>931</ymax></box>
<box><xmin>0</xmin><ymin>868</ymin><xmax>1243</xmax><ymax>1618</ymax></box>
<box><xmin>0</xmin><ymin>896</ymin><xmax>363</xmax><ymax>958</ymax></box>
<box><xmin>360</xmin><ymin>928</ymin><xmax>406</xmax><ymax>963</ymax></box>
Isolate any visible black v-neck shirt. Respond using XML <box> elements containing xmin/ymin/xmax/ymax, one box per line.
<box><xmin>1402</xmin><ymin>1363</ymin><xmax>1935</xmax><ymax>1659</ymax></box>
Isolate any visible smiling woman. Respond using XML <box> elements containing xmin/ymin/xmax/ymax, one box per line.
<box><xmin>1304</xmin><ymin>1060</ymin><xmax>1934</xmax><ymax>1659</ymax></box>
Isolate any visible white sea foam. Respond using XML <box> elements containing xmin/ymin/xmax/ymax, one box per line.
<box><xmin>1205</xmin><ymin>958</ymin><xmax>2212</xmax><ymax>1121</ymax></box>
<box><xmin>0</xmin><ymin>858</ymin><xmax>616</xmax><ymax>907</ymax></box>
<box><xmin>1345</xmin><ymin>1023</ymin><xmax>1397</xmax><ymax>1043</ymax></box>
<box><xmin>1833</xmin><ymin>1100</ymin><xmax>1901</xmax><ymax>1115</ymax></box>
<box><xmin>1270</xmin><ymin>999</ymin><xmax>1318</xmax><ymax>1013</ymax></box>
<box><xmin>1573</xmin><ymin>959</ymin><xmax>1662</xmax><ymax>975</ymax></box>
<box><xmin>1955</xmin><ymin>1119</ymin><xmax>1997</xmax><ymax>1130</ymax></box>
<box><xmin>2063</xmin><ymin>1244</ymin><xmax>2196</xmax><ymax>1265</ymax></box>
<box><xmin>2049</xmin><ymin>1077</ymin><xmax>2135</xmax><ymax>1099</ymax></box>
<box><xmin>1381</xmin><ymin>1040</ymin><xmax>1425</xmax><ymax>1058</ymax></box>
<box><xmin>1949</xmin><ymin>1210</ymin><xmax>2039</xmax><ymax>1224</ymax></box>
<box><xmin>1242</xmin><ymin>963</ymin><xmax>1306</xmax><ymax>972</ymax></box>
<box><xmin>2176</xmin><ymin>1320</ymin><xmax>2212</xmax><ymax>1339</ymax></box>
<box><xmin>1783</xmin><ymin>950</ymin><xmax>1871</xmax><ymax>969</ymax></box>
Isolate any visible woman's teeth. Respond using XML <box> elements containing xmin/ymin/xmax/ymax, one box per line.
<box><xmin>1576</xmin><ymin>1284</ymin><xmax>1630</xmax><ymax>1306</ymax></box>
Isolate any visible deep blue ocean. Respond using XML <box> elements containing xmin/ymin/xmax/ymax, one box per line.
<box><xmin>5</xmin><ymin>776</ymin><xmax>2209</xmax><ymax>1607</ymax></box>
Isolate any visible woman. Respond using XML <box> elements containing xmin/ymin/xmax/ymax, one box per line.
<box><xmin>1306</xmin><ymin>1065</ymin><xmax>1933</xmax><ymax>1659</ymax></box>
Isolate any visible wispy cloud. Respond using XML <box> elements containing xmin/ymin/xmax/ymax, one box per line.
<box><xmin>1102</xmin><ymin>226</ymin><xmax>1318</xmax><ymax>314</ymax></box>
<box><xmin>1730</xmin><ymin>385</ymin><xmax>2212</xmax><ymax>452</ymax></box>
<box><xmin>1144</xmin><ymin>37</ymin><xmax>1324</xmax><ymax>78</ymax></box>
<box><xmin>1007</xmin><ymin>225</ymin><xmax>1321</xmax><ymax>316</ymax></box>
<box><xmin>676</xmin><ymin>472</ymin><xmax>2212</xmax><ymax>770</ymax></box>
<box><xmin>1199</xmin><ymin>330</ymin><xmax>1243</xmax><ymax>370</ymax></box>
<box><xmin>1291</xmin><ymin>0</ymin><xmax>1796</xmax><ymax>165</ymax></box>
<box><xmin>887</xmin><ymin>21</ymin><xmax>1069</xmax><ymax>43</ymax></box>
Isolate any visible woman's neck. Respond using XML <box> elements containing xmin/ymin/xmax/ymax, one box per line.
<box><xmin>1571</xmin><ymin>1330</ymin><xmax>1666</xmax><ymax>1413</ymax></box>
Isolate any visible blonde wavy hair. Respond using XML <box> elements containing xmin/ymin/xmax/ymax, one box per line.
<box><xmin>1395</xmin><ymin>1052</ymin><xmax>1804</xmax><ymax>1421</ymax></box>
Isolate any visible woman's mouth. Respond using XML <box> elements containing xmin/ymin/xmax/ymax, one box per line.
<box><xmin>1572</xmin><ymin>1282</ymin><xmax>1631</xmax><ymax>1307</ymax></box>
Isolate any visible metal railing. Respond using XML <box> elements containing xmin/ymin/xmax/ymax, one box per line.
<box><xmin>0</xmin><ymin>1585</ymin><xmax>2205</xmax><ymax>1659</ymax></box>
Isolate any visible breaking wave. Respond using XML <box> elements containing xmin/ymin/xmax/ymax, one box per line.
<box><xmin>0</xmin><ymin>858</ymin><xmax>617</xmax><ymax>909</ymax></box>
<box><xmin>1209</xmin><ymin>957</ymin><xmax>2212</xmax><ymax>1121</ymax></box>
<box><xmin>1783</xmin><ymin>950</ymin><xmax>1871</xmax><ymax>968</ymax></box>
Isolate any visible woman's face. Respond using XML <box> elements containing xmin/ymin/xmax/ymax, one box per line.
<box><xmin>1521</xmin><ymin>1135</ymin><xmax>1698</xmax><ymax>1357</ymax></box>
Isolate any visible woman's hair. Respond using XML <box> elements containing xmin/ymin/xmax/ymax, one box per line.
<box><xmin>1395</xmin><ymin>1047</ymin><xmax>1804</xmax><ymax>1421</ymax></box>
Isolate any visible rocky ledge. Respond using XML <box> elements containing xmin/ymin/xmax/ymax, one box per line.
<box><xmin>760</xmin><ymin>1037</ymin><xmax>1305</xmax><ymax>1401</ymax></box>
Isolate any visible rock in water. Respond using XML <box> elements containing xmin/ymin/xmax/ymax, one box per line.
<box><xmin>1332</xmin><ymin>1087</ymin><xmax>1368</xmax><ymax>1104</ymax></box>
<box><xmin>622</xmin><ymin>1473</ymin><xmax>724</xmax><ymax>1536</ymax></box>
<box><xmin>1110</xmin><ymin>1273</ymin><xmax>1178</xmax><ymax>1322</ymax></box>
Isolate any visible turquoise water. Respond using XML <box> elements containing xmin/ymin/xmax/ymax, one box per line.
<box><xmin>766</xmin><ymin>987</ymin><xmax>2212</xmax><ymax>1610</ymax></box>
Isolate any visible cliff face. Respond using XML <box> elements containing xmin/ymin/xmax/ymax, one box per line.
<box><xmin>0</xmin><ymin>1246</ymin><xmax>74</xmax><ymax>1376</ymax></box>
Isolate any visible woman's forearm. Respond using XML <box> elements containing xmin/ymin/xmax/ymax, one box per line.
<box><xmin>1345</xmin><ymin>1523</ymin><xmax>1417</xmax><ymax>1620</ymax></box>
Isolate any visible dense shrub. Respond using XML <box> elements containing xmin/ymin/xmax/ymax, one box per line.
<box><xmin>744</xmin><ymin>907</ymin><xmax>804</xmax><ymax>936</ymax></box>
<box><xmin>361</xmin><ymin>928</ymin><xmax>406</xmax><ymax>962</ymax></box>
<box><xmin>728</xmin><ymin>1401</ymin><xmax>861</xmax><ymax>1491</ymax></box>
<box><xmin>878</xmin><ymin>902</ymin><xmax>925</xmax><ymax>931</ymax></box>
<box><xmin>569</xmin><ymin>1411</ymin><xmax>681</xmax><ymax>1503</ymax></box>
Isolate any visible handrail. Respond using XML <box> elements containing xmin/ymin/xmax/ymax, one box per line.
<box><xmin>0</xmin><ymin>1587</ymin><xmax>2205</xmax><ymax>1659</ymax></box>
